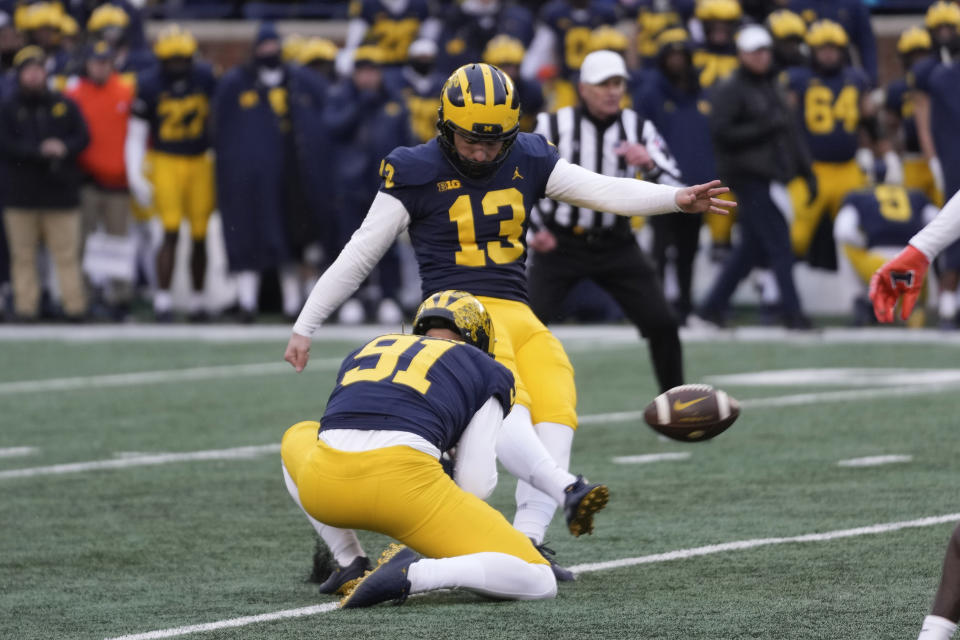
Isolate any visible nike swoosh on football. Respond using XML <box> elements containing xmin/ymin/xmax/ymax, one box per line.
<box><xmin>673</xmin><ymin>396</ymin><xmax>709</xmax><ymax>411</ymax></box>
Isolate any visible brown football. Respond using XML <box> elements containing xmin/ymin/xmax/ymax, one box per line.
<box><xmin>642</xmin><ymin>384</ymin><xmax>740</xmax><ymax>442</ymax></box>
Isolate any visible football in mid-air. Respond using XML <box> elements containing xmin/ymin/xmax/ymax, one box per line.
<box><xmin>643</xmin><ymin>384</ymin><xmax>740</xmax><ymax>442</ymax></box>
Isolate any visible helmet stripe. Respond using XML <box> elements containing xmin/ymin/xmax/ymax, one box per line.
<box><xmin>464</xmin><ymin>64</ymin><xmax>487</xmax><ymax>106</ymax></box>
<box><xmin>481</xmin><ymin>64</ymin><xmax>495</xmax><ymax>107</ymax></box>
<box><xmin>490</xmin><ymin>66</ymin><xmax>508</xmax><ymax>106</ymax></box>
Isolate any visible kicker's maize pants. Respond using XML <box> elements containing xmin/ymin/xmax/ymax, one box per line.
<box><xmin>476</xmin><ymin>296</ymin><xmax>577</xmax><ymax>429</ymax></box>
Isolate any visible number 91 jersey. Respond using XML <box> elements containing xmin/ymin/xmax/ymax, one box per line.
<box><xmin>320</xmin><ymin>334</ymin><xmax>516</xmax><ymax>452</ymax></box>
<box><xmin>131</xmin><ymin>63</ymin><xmax>216</xmax><ymax>156</ymax></box>
<box><xmin>379</xmin><ymin>133</ymin><xmax>560</xmax><ymax>303</ymax></box>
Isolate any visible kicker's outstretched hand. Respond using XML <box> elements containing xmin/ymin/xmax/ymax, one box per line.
<box><xmin>675</xmin><ymin>180</ymin><xmax>735</xmax><ymax>215</ymax></box>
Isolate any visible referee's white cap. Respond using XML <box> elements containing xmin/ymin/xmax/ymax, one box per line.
<box><xmin>579</xmin><ymin>50</ymin><xmax>629</xmax><ymax>85</ymax></box>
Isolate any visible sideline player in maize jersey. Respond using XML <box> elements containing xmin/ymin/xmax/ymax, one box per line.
<box><xmin>281</xmin><ymin>291</ymin><xmax>558</xmax><ymax>607</ymax></box>
<box><xmin>869</xmin><ymin>191</ymin><xmax>960</xmax><ymax>640</ymax></box>
<box><xmin>786</xmin><ymin>19</ymin><xmax>873</xmax><ymax>270</ymax></box>
<box><xmin>285</xmin><ymin>63</ymin><xmax>734</xmax><ymax>567</ymax></box>
<box><xmin>834</xmin><ymin>184</ymin><xmax>937</xmax><ymax>326</ymax></box>
<box><xmin>125</xmin><ymin>25</ymin><xmax>216</xmax><ymax>322</ymax></box>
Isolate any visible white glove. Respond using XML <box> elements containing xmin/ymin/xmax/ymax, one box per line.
<box><xmin>931</xmin><ymin>157</ymin><xmax>945</xmax><ymax>194</ymax></box>
<box><xmin>129</xmin><ymin>174</ymin><xmax>153</xmax><ymax>208</ymax></box>
<box><xmin>882</xmin><ymin>151</ymin><xmax>903</xmax><ymax>185</ymax></box>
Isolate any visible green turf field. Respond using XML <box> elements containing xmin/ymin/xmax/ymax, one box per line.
<box><xmin>2</xmin><ymin>327</ymin><xmax>959</xmax><ymax>640</ymax></box>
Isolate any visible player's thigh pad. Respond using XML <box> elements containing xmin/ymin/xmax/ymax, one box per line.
<box><xmin>297</xmin><ymin>441</ymin><xmax>547</xmax><ymax>565</ymax></box>
<box><xmin>279</xmin><ymin>420</ymin><xmax>321</xmax><ymax>483</ymax></box>
<box><xmin>479</xmin><ymin>298</ymin><xmax>577</xmax><ymax>428</ymax></box>
<box><xmin>185</xmin><ymin>152</ymin><xmax>215</xmax><ymax>239</ymax></box>
<box><xmin>151</xmin><ymin>152</ymin><xmax>188</xmax><ymax>233</ymax></box>
<box><xmin>475</xmin><ymin>296</ymin><xmax>531</xmax><ymax>409</ymax></box>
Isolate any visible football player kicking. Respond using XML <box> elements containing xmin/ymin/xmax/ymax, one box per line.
<box><xmin>870</xmin><ymin>189</ymin><xmax>960</xmax><ymax>640</ymax></box>
<box><xmin>282</xmin><ymin>291</ymin><xmax>563</xmax><ymax>607</ymax></box>
<box><xmin>285</xmin><ymin>63</ymin><xmax>734</xmax><ymax>576</ymax></box>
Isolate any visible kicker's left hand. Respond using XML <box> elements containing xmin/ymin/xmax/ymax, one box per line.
<box><xmin>675</xmin><ymin>180</ymin><xmax>736</xmax><ymax>215</ymax></box>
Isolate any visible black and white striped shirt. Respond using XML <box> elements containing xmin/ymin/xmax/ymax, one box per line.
<box><xmin>534</xmin><ymin>106</ymin><xmax>684</xmax><ymax>232</ymax></box>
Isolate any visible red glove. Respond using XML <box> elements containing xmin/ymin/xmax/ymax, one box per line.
<box><xmin>868</xmin><ymin>245</ymin><xmax>930</xmax><ymax>323</ymax></box>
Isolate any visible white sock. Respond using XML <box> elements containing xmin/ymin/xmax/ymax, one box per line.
<box><xmin>135</xmin><ymin>222</ymin><xmax>158</xmax><ymax>291</ymax></box>
<box><xmin>188</xmin><ymin>291</ymin><xmax>205</xmax><ymax>314</ymax></box>
<box><xmin>407</xmin><ymin>552</ymin><xmax>556</xmax><ymax>600</ymax></box>
<box><xmin>235</xmin><ymin>271</ymin><xmax>260</xmax><ymax>313</ymax></box>
<box><xmin>918</xmin><ymin>615</ymin><xmax>958</xmax><ymax>640</ymax></box>
<box><xmin>153</xmin><ymin>290</ymin><xmax>172</xmax><ymax>313</ymax></box>
<box><xmin>281</xmin><ymin>464</ymin><xmax>365</xmax><ymax>567</ymax></box>
<box><xmin>939</xmin><ymin>291</ymin><xmax>957</xmax><ymax>320</ymax></box>
<box><xmin>496</xmin><ymin>406</ymin><xmax>576</xmax><ymax>505</ymax></box>
<box><xmin>280</xmin><ymin>266</ymin><xmax>303</xmax><ymax>317</ymax></box>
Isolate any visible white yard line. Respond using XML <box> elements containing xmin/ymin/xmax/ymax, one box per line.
<box><xmin>105</xmin><ymin>603</ymin><xmax>340</xmax><ymax>640</ymax></box>
<box><xmin>0</xmin><ymin>446</ymin><xmax>38</xmax><ymax>458</ymax></box>
<box><xmin>578</xmin><ymin>382</ymin><xmax>960</xmax><ymax>426</ymax></box>
<box><xmin>612</xmin><ymin>452</ymin><xmax>691</xmax><ymax>464</ymax></box>
<box><xmin>104</xmin><ymin>513</ymin><xmax>960</xmax><ymax>640</ymax></box>
<box><xmin>4</xmin><ymin>323</ymin><xmax>960</xmax><ymax>344</ymax></box>
<box><xmin>0</xmin><ymin>444</ymin><xmax>280</xmax><ymax>480</ymax></box>
<box><xmin>0</xmin><ymin>359</ymin><xmax>341</xmax><ymax>396</ymax></box>
<box><xmin>837</xmin><ymin>455</ymin><xmax>914</xmax><ymax>467</ymax></box>
<box><xmin>567</xmin><ymin>513</ymin><xmax>960</xmax><ymax>574</ymax></box>
<box><xmin>3</xmin><ymin>383</ymin><xmax>956</xmax><ymax>481</ymax></box>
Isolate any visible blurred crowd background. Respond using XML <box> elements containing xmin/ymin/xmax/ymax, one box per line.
<box><xmin>0</xmin><ymin>0</ymin><xmax>957</xmax><ymax>328</ymax></box>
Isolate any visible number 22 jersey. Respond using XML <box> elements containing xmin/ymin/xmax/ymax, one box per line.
<box><xmin>379</xmin><ymin>133</ymin><xmax>560</xmax><ymax>303</ymax></box>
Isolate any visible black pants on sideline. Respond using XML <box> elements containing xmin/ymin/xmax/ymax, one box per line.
<box><xmin>698</xmin><ymin>177</ymin><xmax>806</xmax><ymax>324</ymax></box>
<box><xmin>649</xmin><ymin>212</ymin><xmax>702</xmax><ymax>321</ymax></box>
<box><xmin>528</xmin><ymin>234</ymin><xmax>684</xmax><ymax>393</ymax></box>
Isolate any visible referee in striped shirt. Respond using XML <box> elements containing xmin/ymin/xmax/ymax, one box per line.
<box><xmin>529</xmin><ymin>49</ymin><xmax>685</xmax><ymax>392</ymax></box>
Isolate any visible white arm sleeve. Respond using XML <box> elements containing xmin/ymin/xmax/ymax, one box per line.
<box><xmin>453</xmin><ymin>397</ymin><xmax>503</xmax><ymax>500</ymax></box>
<box><xmin>124</xmin><ymin>116</ymin><xmax>149</xmax><ymax>182</ymax></box>
<box><xmin>520</xmin><ymin>24</ymin><xmax>556</xmax><ymax>80</ymax></box>
<box><xmin>292</xmin><ymin>191</ymin><xmax>411</xmax><ymax>337</ymax></box>
<box><xmin>544</xmin><ymin>158</ymin><xmax>682</xmax><ymax>216</ymax></box>
<box><xmin>833</xmin><ymin>204</ymin><xmax>865</xmax><ymax>248</ymax></box>
<box><xmin>910</xmin><ymin>190</ymin><xmax>960</xmax><ymax>261</ymax></box>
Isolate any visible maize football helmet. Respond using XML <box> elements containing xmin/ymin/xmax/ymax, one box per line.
<box><xmin>437</xmin><ymin>63</ymin><xmax>520</xmax><ymax>179</ymax></box>
<box><xmin>413</xmin><ymin>290</ymin><xmax>495</xmax><ymax>356</ymax></box>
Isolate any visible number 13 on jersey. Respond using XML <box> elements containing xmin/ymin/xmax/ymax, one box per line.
<box><xmin>448</xmin><ymin>187</ymin><xmax>526</xmax><ymax>267</ymax></box>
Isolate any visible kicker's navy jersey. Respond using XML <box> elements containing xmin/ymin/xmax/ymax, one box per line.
<box><xmin>788</xmin><ymin>65</ymin><xmax>869</xmax><ymax>163</ymax></box>
<box><xmin>379</xmin><ymin>133</ymin><xmax>560</xmax><ymax>302</ymax></box>
<box><xmin>320</xmin><ymin>334</ymin><xmax>515</xmax><ymax>452</ymax></box>
<box><xmin>841</xmin><ymin>185</ymin><xmax>932</xmax><ymax>249</ymax></box>
<box><xmin>131</xmin><ymin>63</ymin><xmax>216</xmax><ymax>156</ymax></box>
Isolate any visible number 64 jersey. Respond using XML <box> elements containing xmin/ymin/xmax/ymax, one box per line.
<box><xmin>379</xmin><ymin>133</ymin><xmax>560</xmax><ymax>303</ymax></box>
<box><xmin>320</xmin><ymin>334</ymin><xmax>516</xmax><ymax>453</ymax></box>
